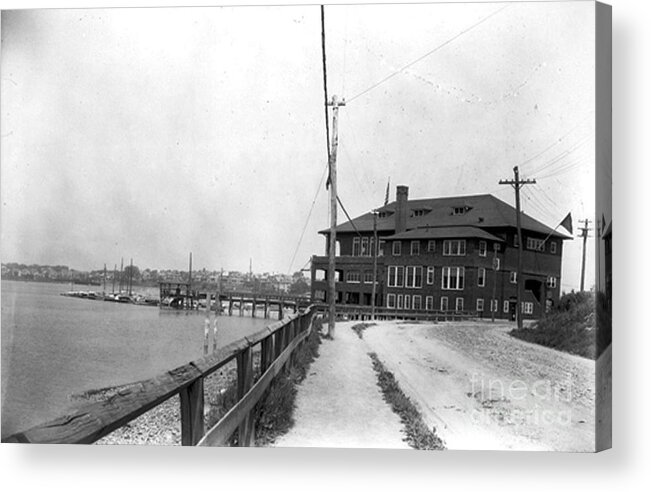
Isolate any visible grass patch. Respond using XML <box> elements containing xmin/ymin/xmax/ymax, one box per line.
<box><xmin>509</xmin><ymin>291</ymin><xmax>596</xmax><ymax>359</ymax></box>
<box><xmin>253</xmin><ymin>316</ymin><xmax>323</xmax><ymax>446</ymax></box>
<box><xmin>368</xmin><ymin>352</ymin><xmax>445</xmax><ymax>450</ymax></box>
<box><xmin>351</xmin><ymin>322</ymin><xmax>376</xmax><ymax>339</ymax></box>
<box><xmin>203</xmin><ymin>317</ymin><xmax>323</xmax><ymax>446</ymax></box>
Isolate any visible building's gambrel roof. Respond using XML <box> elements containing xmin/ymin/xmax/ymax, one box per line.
<box><xmin>385</xmin><ymin>226</ymin><xmax>504</xmax><ymax>242</ymax></box>
<box><xmin>319</xmin><ymin>193</ymin><xmax>571</xmax><ymax>239</ymax></box>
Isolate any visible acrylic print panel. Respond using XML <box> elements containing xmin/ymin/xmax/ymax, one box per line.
<box><xmin>0</xmin><ymin>1</ymin><xmax>611</xmax><ymax>451</ymax></box>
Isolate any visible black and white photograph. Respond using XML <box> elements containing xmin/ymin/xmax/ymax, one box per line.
<box><xmin>1</xmin><ymin>0</ymin><xmax>611</xmax><ymax>454</ymax></box>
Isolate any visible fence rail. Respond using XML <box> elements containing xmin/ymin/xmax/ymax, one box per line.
<box><xmin>315</xmin><ymin>303</ymin><xmax>481</xmax><ymax>322</ymax></box>
<box><xmin>4</xmin><ymin>307</ymin><xmax>318</xmax><ymax>446</ymax></box>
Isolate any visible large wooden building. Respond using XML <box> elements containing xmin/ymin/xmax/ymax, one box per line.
<box><xmin>311</xmin><ymin>186</ymin><xmax>570</xmax><ymax>320</ymax></box>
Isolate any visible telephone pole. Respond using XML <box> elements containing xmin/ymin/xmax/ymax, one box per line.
<box><xmin>499</xmin><ymin>166</ymin><xmax>536</xmax><ymax>330</ymax></box>
<box><xmin>327</xmin><ymin>94</ymin><xmax>345</xmax><ymax>339</ymax></box>
<box><xmin>578</xmin><ymin>219</ymin><xmax>592</xmax><ymax>291</ymax></box>
<box><xmin>371</xmin><ymin>210</ymin><xmax>378</xmax><ymax>321</ymax></box>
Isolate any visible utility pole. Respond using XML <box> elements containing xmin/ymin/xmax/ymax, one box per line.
<box><xmin>499</xmin><ymin>166</ymin><xmax>536</xmax><ymax>330</ymax></box>
<box><xmin>371</xmin><ymin>210</ymin><xmax>378</xmax><ymax>321</ymax></box>
<box><xmin>578</xmin><ymin>219</ymin><xmax>592</xmax><ymax>291</ymax></box>
<box><xmin>327</xmin><ymin>94</ymin><xmax>345</xmax><ymax>339</ymax></box>
<box><xmin>491</xmin><ymin>245</ymin><xmax>499</xmax><ymax>323</ymax></box>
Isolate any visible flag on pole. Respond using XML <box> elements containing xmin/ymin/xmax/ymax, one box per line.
<box><xmin>560</xmin><ymin>212</ymin><xmax>573</xmax><ymax>234</ymax></box>
<box><xmin>384</xmin><ymin>178</ymin><xmax>391</xmax><ymax>206</ymax></box>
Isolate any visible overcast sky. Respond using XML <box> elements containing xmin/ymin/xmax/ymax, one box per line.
<box><xmin>1</xmin><ymin>2</ymin><xmax>599</xmax><ymax>290</ymax></box>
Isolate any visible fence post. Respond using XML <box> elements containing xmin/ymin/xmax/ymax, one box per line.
<box><xmin>237</xmin><ymin>346</ymin><xmax>254</xmax><ymax>446</ymax></box>
<box><xmin>261</xmin><ymin>335</ymin><xmax>273</xmax><ymax>374</ymax></box>
<box><xmin>180</xmin><ymin>378</ymin><xmax>204</xmax><ymax>446</ymax></box>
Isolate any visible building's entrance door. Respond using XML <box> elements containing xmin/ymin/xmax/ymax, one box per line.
<box><xmin>509</xmin><ymin>300</ymin><xmax>517</xmax><ymax>321</ymax></box>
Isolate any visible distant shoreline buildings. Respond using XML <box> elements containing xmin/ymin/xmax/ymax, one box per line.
<box><xmin>1</xmin><ymin>263</ymin><xmax>309</xmax><ymax>296</ymax></box>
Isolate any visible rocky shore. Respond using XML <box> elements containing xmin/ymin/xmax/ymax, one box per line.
<box><xmin>81</xmin><ymin>362</ymin><xmax>241</xmax><ymax>446</ymax></box>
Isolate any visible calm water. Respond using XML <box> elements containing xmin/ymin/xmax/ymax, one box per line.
<box><xmin>1</xmin><ymin>280</ymin><xmax>271</xmax><ymax>438</ymax></box>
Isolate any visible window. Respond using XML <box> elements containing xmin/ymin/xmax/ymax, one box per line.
<box><xmin>522</xmin><ymin>302</ymin><xmax>534</xmax><ymax>314</ymax></box>
<box><xmin>353</xmin><ymin>237</ymin><xmax>360</xmax><ymax>256</ymax></box>
<box><xmin>546</xmin><ymin>276</ymin><xmax>557</xmax><ymax>288</ymax></box>
<box><xmin>490</xmin><ymin>299</ymin><xmax>498</xmax><ymax>313</ymax></box>
<box><xmin>526</xmin><ymin>237</ymin><xmax>545</xmax><ymax>251</ymax></box>
<box><xmin>493</xmin><ymin>258</ymin><xmax>501</xmax><ymax>271</ymax></box>
<box><xmin>404</xmin><ymin>295</ymin><xmax>411</xmax><ymax>310</ymax></box>
<box><xmin>503</xmin><ymin>300</ymin><xmax>510</xmax><ymax>313</ymax></box>
<box><xmin>453</xmin><ymin>206</ymin><xmax>471</xmax><ymax>215</ymax></box>
<box><xmin>425</xmin><ymin>296</ymin><xmax>434</xmax><ymax>311</ymax></box>
<box><xmin>443</xmin><ymin>240</ymin><xmax>466</xmax><ymax>256</ymax></box>
<box><xmin>442</xmin><ymin>266</ymin><xmax>465</xmax><ymax>290</ymax></box>
<box><xmin>510</xmin><ymin>271</ymin><xmax>517</xmax><ymax>284</ymax></box>
<box><xmin>379</xmin><ymin>240</ymin><xmax>386</xmax><ymax>257</ymax></box>
<box><xmin>388</xmin><ymin>266</ymin><xmax>405</xmax><ymax>287</ymax></box>
<box><xmin>514</xmin><ymin>235</ymin><xmax>520</xmax><ymax>247</ymax></box>
<box><xmin>397</xmin><ymin>294</ymin><xmax>404</xmax><ymax>310</ymax></box>
<box><xmin>411</xmin><ymin>241</ymin><xmax>420</xmax><ymax>256</ymax></box>
<box><xmin>411</xmin><ymin>209</ymin><xmax>429</xmax><ymax>217</ymax></box>
<box><xmin>364</xmin><ymin>272</ymin><xmax>374</xmax><ymax>284</ymax></box>
<box><xmin>387</xmin><ymin>294</ymin><xmax>396</xmax><ymax>309</ymax></box>
<box><xmin>479</xmin><ymin>241</ymin><xmax>487</xmax><ymax>257</ymax></box>
<box><xmin>369</xmin><ymin>238</ymin><xmax>376</xmax><ymax>257</ymax></box>
<box><xmin>427</xmin><ymin>266</ymin><xmax>435</xmax><ymax>285</ymax></box>
<box><xmin>346</xmin><ymin>271</ymin><xmax>360</xmax><ymax>283</ymax></box>
<box><xmin>441</xmin><ymin>296</ymin><xmax>449</xmax><ymax>311</ymax></box>
<box><xmin>493</xmin><ymin>243</ymin><xmax>501</xmax><ymax>252</ymax></box>
<box><xmin>392</xmin><ymin>241</ymin><xmax>402</xmax><ymax>256</ymax></box>
<box><xmin>413</xmin><ymin>295</ymin><xmax>422</xmax><ymax>310</ymax></box>
<box><xmin>478</xmin><ymin>268</ymin><xmax>486</xmax><ymax>287</ymax></box>
<box><xmin>455</xmin><ymin>297</ymin><xmax>464</xmax><ymax>311</ymax></box>
<box><xmin>476</xmin><ymin>298</ymin><xmax>484</xmax><ymax>312</ymax></box>
<box><xmin>361</xmin><ymin>237</ymin><xmax>369</xmax><ymax>256</ymax></box>
<box><xmin>427</xmin><ymin>240</ymin><xmax>436</xmax><ymax>253</ymax></box>
<box><xmin>550</xmin><ymin>242</ymin><xmax>557</xmax><ymax>254</ymax></box>
<box><xmin>406</xmin><ymin>266</ymin><xmax>423</xmax><ymax>288</ymax></box>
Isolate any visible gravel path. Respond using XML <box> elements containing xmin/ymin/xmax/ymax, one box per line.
<box><xmin>364</xmin><ymin>321</ymin><xmax>595</xmax><ymax>451</ymax></box>
<box><xmin>273</xmin><ymin>322</ymin><xmax>410</xmax><ymax>449</ymax></box>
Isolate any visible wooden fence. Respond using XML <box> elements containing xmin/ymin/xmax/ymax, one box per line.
<box><xmin>320</xmin><ymin>303</ymin><xmax>481</xmax><ymax>322</ymax></box>
<box><xmin>4</xmin><ymin>307</ymin><xmax>318</xmax><ymax>446</ymax></box>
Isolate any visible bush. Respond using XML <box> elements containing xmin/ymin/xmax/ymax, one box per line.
<box><xmin>509</xmin><ymin>291</ymin><xmax>596</xmax><ymax>359</ymax></box>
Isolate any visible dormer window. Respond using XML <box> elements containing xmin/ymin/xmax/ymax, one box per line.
<box><xmin>410</xmin><ymin>208</ymin><xmax>430</xmax><ymax>218</ymax></box>
<box><xmin>378</xmin><ymin>210</ymin><xmax>394</xmax><ymax>219</ymax></box>
<box><xmin>452</xmin><ymin>205</ymin><xmax>472</xmax><ymax>216</ymax></box>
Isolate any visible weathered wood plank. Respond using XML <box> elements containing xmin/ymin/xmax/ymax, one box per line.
<box><xmin>180</xmin><ymin>378</ymin><xmax>204</xmax><ymax>446</ymax></box>
<box><xmin>5</xmin><ymin>363</ymin><xmax>203</xmax><ymax>444</ymax></box>
<box><xmin>237</xmin><ymin>346</ymin><xmax>253</xmax><ymax>446</ymax></box>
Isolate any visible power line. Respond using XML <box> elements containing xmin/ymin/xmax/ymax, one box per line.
<box><xmin>287</xmin><ymin>163</ymin><xmax>329</xmax><ymax>274</ymax></box>
<box><xmin>347</xmin><ymin>4</ymin><xmax>510</xmax><ymax>103</ymax></box>
<box><xmin>337</xmin><ymin>194</ymin><xmax>362</xmax><ymax>238</ymax></box>
<box><xmin>526</xmin><ymin>133</ymin><xmax>592</xmax><ymax>176</ymax></box>
<box><xmin>519</xmin><ymin>117</ymin><xmax>590</xmax><ymax>170</ymax></box>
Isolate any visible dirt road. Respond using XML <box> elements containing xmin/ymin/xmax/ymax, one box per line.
<box><xmin>273</xmin><ymin>321</ymin><xmax>410</xmax><ymax>449</ymax></box>
<box><xmin>363</xmin><ymin>321</ymin><xmax>595</xmax><ymax>451</ymax></box>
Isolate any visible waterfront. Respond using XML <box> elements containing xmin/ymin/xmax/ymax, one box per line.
<box><xmin>1</xmin><ymin>280</ymin><xmax>270</xmax><ymax>438</ymax></box>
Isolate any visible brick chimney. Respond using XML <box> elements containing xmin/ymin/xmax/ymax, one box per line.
<box><xmin>395</xmin><ymin>185</ymin><xmax>409</xmax><ymax>233</ymax></box>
